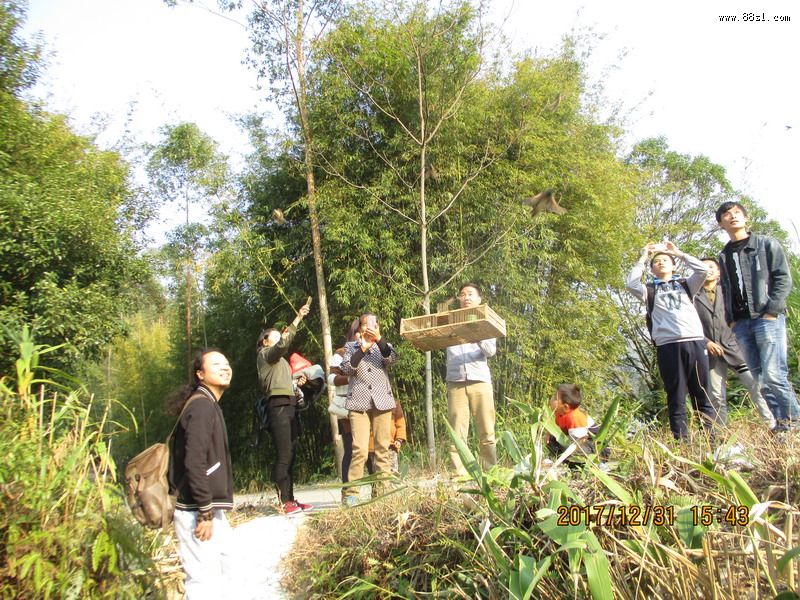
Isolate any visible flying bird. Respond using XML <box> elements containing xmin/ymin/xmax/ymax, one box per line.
<box><xmin>271</xmin><ymin>208</ymin><xmax>286</xmax><ymax>224</ymax></box>
<box><xmin>521</xmin><ymin>189</ymin><xmax>567</xmax><ymax>216</ymax></box>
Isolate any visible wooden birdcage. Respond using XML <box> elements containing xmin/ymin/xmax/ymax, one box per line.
<box><xmin>399</xmin><ymin>304</ymin><xmax>506</xmax><ymax>351</ymax></box>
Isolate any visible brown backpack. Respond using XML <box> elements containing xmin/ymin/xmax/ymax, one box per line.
<box><xmin>124</xmin><ymin>394</ymin><xmax>200</xmax><ymax>529</ymax></box>
<box><xmin>124</xmin><ymin>442</ymin><xmax>174</xmax><ymax>529</ymax></box>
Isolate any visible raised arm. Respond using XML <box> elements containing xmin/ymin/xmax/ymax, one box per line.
<box><xmin>625</xmin><ymin>244</ymin><xmax>653</xmax><ymax>303</ymax></box>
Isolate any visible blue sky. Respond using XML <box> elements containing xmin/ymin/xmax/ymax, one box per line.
<box><xmin>23</xmin><ymin>0</ymin><xmax>800</xmax><ymax>243</ymax></box>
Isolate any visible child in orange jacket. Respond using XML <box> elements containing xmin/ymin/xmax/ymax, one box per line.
<box><xmin>547</xmin><ymin>384</ymin><xmax>600</xmax><ymax>456</ymax></box>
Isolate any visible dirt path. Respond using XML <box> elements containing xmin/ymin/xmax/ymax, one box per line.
<box><xmin>167</xmin><ymin>481</ymin><xmax>430</xmax><ymax>598</ymax></box>
<box><xmin>223</xmin><ymin>484</ymin><xmax>364</xmax><ymax>599</ymax></box>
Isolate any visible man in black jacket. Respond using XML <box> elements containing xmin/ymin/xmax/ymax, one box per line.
<box><xmin>694</xmin><ymin>258</ymin><xmax>775</xmax><ymax>428</ymax></box>
<box><xmin>716</xmin><ymin>201</ymin><xmax>800</xmax><ymax>432</ymax></box>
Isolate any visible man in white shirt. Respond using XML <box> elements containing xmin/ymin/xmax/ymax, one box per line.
<box><xmin>445</xmin><ymin>283</ymin><xmax>497</xmax><ymax>475</ymax></box>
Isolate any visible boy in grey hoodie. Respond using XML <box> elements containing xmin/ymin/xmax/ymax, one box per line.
<box><xmin>626</xmin><ymin>241</ymin><xmax>718</xmax><ymax>439</ymax></box>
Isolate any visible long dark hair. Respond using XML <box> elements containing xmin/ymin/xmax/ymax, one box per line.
<box><xmin>165</xmin><ymin>348</ymin><xmax>222</xmax><ymax>415</ymax></box>
<box><xmin>346</xmin><ymin>318</ymin><xmax>360</xmax><ymax>343</ymax></box>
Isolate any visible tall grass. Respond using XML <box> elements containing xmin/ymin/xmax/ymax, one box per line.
<box><xmin>0</xmin><ymin>327</ymin><xmax>159</xmax><ymax>598</ymax></box>
<box><xmin>285</xmin><ymin>398</ymin><xmax>800</xmax><ymax>599</ymax></box>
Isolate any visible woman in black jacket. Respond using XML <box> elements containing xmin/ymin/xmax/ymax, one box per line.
<box><xmin>168</xmin><ymin>348</ymin><xmax>234</xmax><ymax>599</ymax></box>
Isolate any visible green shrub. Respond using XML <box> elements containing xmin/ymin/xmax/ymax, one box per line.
<box><xmin>0</xmin><ymin>327</ymin><xmax>160</xmax><ymax>598</ymax></box>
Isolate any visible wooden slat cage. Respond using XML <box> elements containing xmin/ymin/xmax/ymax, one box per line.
<box><xmin>399</xmin><ymin>304</ymin><xmax>506</xmax><ymax>351</ymax></box>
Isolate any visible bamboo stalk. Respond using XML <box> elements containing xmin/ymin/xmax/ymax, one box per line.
<box><xmin>725</xmin><ymin>550</ymin><xmax>733</xmax><ymax>600</ymax></box>
<box><xmin>785</xmin><ymin>512</ymin><xmax>795</xmax><ymax>589</ymax></box>
<box><xmin>702</xmin><ymin>534</ymin><xmax>719</xmax><ymax>600</ymax></box>
<box><xmin>48</xmin><ymin>390</ymin><xmax>57</xmax><ymax>446</ymax></box>
<box><xmin>38</xmin><ymin>384</ymin><xmax>45</xmax><ymax>432</ymax></box>
<box><xmin>763</xmin><ymin>522</ymin><xmax>779</xmax><ymax>596</ymax></box>
<box><xmin>754</xmin><ymin>551</ymin><xmax>759</xmax><ymax>600</ymax></box>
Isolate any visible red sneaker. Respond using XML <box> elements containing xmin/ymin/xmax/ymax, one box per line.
<box><xmin>283</xmin><ymin>500</ymin><xmax>302</xmax><ymax>516</ymax></box>
<box><xmin>295</xmin><ymin>500</ymin><xmax>313</xmax><ymax>512</ymax></box>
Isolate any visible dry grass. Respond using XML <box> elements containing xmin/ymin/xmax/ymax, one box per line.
<box><xmin>278</xmin><ymin>418</ymin><xmax>800</xmax><ymax>599</ymax></box>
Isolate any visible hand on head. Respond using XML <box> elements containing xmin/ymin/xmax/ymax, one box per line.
<box><xmin>642</xmin><ymin>241</ymin><xmax>681</xmax><ymax>261</ymax></box>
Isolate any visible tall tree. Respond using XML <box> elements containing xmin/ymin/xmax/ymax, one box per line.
<box><xmin>310</xmin><ymin>0</ymin><xmax>517</xmax><ymax>460</ymax></box>
<box><xmin>305</xmin><ymin>1</ymin><xmax>639</xmax><ymax>459</ymax></box>
<box><xmin>146</xmin><ymin>122</ymin><xmax>228</xmax><ymax>376</ymax></box>
<box><xmin>221</xmin><ymin>0</ymin><xmax>346</xmax><ymax>471</ymax></box>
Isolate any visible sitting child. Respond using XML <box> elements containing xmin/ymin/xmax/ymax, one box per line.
<box><xmin>547</xmin><ymin>383</ymin><xmax>600</xmax><ymax>456</ymax></box>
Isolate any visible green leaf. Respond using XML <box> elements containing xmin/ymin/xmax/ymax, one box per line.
<box><xmin>584</xmin><ymin>548</ymin><xmax>614</xmax><ymax>600</ymax></box>
<box><xmin>511</xmin><ymin>554</ymin><xmax>553</xmax><ymax>600</ymax></box>
<box><xmin>675</xmin><ymin>507</ymin><xmax>705</xmax><ymax>549</ymax></box>
<box><xmin>777</xmin><ymin>545</ymin><xmax>800</xmax><ymax>573</ymax></box>
<box><xmin>589</xmin><ymin>465</ymin><xmax>634</xmax><ymax>505</ymax></box>
<box><xmin>500</xmin><ymin>430</ymin><xmax>524</xmax><ymax>464</ymax></box>
<box><xmin>444</xmin><ymin>420</ymin><xmax>483</xmax><ymax>482</ymax></box>
<box><xmin>592</xmin><ymin>395</ymin><xmax>620</xmax><ymax>447</ymax></box>
<box><xmin>538</xmin><ymin>513</ymin><xmax>585</xmax><ymax>547</ymax></box>
<box><xmin>725</xmin><ymin>470</ymin><xmax>759</xmax><ymax>507</ymax></box>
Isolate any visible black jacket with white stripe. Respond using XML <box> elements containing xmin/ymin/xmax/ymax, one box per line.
<box><xmin>169</xmin><ymin>385</ymin><xmax>234</xmax><ymax>512</ymax></box>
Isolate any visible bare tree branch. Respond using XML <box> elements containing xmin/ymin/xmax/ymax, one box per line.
<box><xmin>316</xmin><ymin>154</ymin><xmax>419</xmax><ymax>225</ymax></box>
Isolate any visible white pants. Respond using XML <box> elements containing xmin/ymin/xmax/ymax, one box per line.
<box><xmin>174</xmin><ymin>509</ymin><xmax>234</xmax><ymax>600</ymax></box>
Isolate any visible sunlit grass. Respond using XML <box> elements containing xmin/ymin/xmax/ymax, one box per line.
<box><xmin>0</xmin><ymin>327</ymin><xmax>161</xmax><ymax>598</ymax></box>
<box><xmin>284</xmin><ymin>401</ymin><xmax>800</xmax><ymax>599</ymax></box>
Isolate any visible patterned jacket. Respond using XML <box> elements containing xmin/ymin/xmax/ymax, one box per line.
<box><xmin>341</xmin><ymin>339</ymin><xmax>397</xmax><ymax>412</ymax></box>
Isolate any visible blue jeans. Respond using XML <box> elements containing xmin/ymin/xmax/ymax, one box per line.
<box><xmin>732</xmin><ymin>314</ymin><xmax>800</xmax><ymax>422</ymax></box>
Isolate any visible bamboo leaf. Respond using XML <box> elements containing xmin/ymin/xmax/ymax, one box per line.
<box><xmin>500</xmin><ymin>430</ymin><xmax>524</xmax><ymax>464</ymax></box>
<box><xmin>777</xmin><ymin>545</ymin><xmax>800</xmax><ymax>573</ymax></box>
<box><xmin>584</xmin><ymin>549</ymin><xmax>614</xmax><ymax>600</ymax></box>
<box><xmin>589</xmin><ymin>465</ymin><xmax>634</xmax><ymax>505</ymax></box>
<box><xmin>592</xmin><ymin>395</ymin><xmax>620</xmax><ymax>447</ymax></box>
<box><xmin>726</xmin><ymin>470</ymin><xmax>759</xmax><ymax>507</ymax></box>
<box><xmin>444</xmin><ymin>420</ymin><xmax>482</xmax><ymax>482</ymax></box>
<box><xmin>511</xmin><ymin>554</ymin><xmax>553</xmax><ymax>600</ymax></box>
<box><xmin>676</xmin><ymin>507</ymin><xmax>705</xmax><ymax>549</ymax></box>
